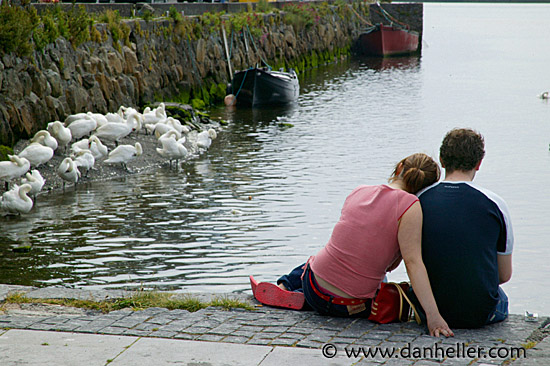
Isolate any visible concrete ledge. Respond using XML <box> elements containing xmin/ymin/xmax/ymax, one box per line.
<box><xmin>0</xmin><ymin>285</ymin><xmax>548</xmax><ymax>365</ymax></box>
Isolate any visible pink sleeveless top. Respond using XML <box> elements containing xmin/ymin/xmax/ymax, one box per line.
<box><xmin>309</xmin><ymin>185</ymin><xmax>418</xmax><ymax>299</ymax></box>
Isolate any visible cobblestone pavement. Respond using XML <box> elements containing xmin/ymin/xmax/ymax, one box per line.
<box><xmin>0</xmin><ymin>285</ymin><xmax>548</xmax><ymax>365</ymax></box>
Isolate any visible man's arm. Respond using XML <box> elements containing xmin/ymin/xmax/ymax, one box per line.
<box><xmin>498</xmin><ymin>254</ymin><xmax>512</xmax><ymax>284</ymax></box>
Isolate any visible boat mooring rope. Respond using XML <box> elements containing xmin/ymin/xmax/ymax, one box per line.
<box><xmin>245</xmin><ymin>25</ymin><xmax>272</xmax><ymax>70</ymax></box>
<box><xmin>347</xmin><ymin>4</ymin><xmax>374</xmax><ymax>27</ymax></box>
<box><xmin>231</xmin><ymin>68</ymin><xmax>250</xmax><ymax>106</ymax></box>
<box><xmin>375</xmin><ymin>2</ymin><xmax>410</xmax><ymax>30</ymax></box>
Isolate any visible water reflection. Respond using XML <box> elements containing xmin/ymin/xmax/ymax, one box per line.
<box><xmin>359</xmin><ymin>55</ymin><xmax>421</xmax><ymax>71</ymax></box>
<box><xmin>1</xmin><ymin>4</ymin><xmax>549</xmax><ymax>314</ymax></box>
<box><xmin>224</xmin><ymin>103</ymin><xmax>298</xmax><ymax>125</ymax></box>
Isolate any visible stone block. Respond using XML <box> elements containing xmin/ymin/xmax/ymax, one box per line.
<box><xmin>0</xmin><ymin>329</ymin><xmax>137</xmax><ymax>366</ymax></box>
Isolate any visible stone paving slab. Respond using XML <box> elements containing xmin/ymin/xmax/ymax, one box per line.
<box><xmin>0</xmin><ymin>329</ymin><xmax>358</xmax><ymax>366</ymax></box>
<box><xmin>110</xmin><ymin>336</ymin><xmax>271</xmax><ymax>366</ymax></box>
<box><xmin>25</xmin><ymin>287</ymin><xmax>132</xmax><ymax>301</ymax></box>
<box><xmin>260</xmin><ymin>345</ymin><xmax>354</xmax><ymax>365</ymax></box>
<box><xmin>0</xmin><ymin>285</ymin><xmax>36</xmax><ymax>301</ymax></box>
<box><xmin>0</xmin><ymin>329</ymin><xmax>137</xmax><ymax>366</ymax></box>
<box><xmin>512</xmin><ymin>335</ymin><xmax>550</xmax><ymax>366</ymax></box>
<box><xmin>0</xmin><ymin>285</ymin><xmax>548</xmax><ymax>365</ymax></box>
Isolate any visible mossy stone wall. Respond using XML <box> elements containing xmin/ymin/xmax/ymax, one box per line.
<box><xmin>0</xmin><ymin>2</ymin><xmax>422</xmax><ymax>147</ymax></box>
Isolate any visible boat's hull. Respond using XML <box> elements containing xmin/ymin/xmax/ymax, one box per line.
<box><xmin>231</xmin><ymin>68</ymin><xmax>299</xmax><ymax>107</ymax></box>
<box><xmin>359</xmin><ymin>25</ymin><xmax>419</xmax><ymax>57</ymax></box>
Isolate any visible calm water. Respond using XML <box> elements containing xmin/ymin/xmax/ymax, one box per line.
<box><xmin>1</xmin><ymin>4</ymin><xmax>549</xmax><ymax>315</ymax></box>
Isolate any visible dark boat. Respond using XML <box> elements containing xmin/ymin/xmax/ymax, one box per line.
<box><xmin>229</xmin><ymin>68</ymin><xmax>299</xmax><ymax>107</ymax></box>
<box><xmin>358</xmin><ymin>24</ymin><xmax>419</xmax><ymax>57</ymax></box>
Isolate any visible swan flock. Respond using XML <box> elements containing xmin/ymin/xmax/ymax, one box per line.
<box><xmin>0</xmin><ymin>103</ymin><xmax>219</xmax><ymax>215</ymax></box>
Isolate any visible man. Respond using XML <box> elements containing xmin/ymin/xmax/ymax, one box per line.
<box><xmin>415</xmin><ymin>128</ymin><xmax>513</xmax><ymax>328</ymax></box>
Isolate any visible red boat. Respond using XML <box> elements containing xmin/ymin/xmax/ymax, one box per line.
<box><xmin>359</xmin><ymin>24</ymin><xmax>419</xmax><ymax>57</ymax></box>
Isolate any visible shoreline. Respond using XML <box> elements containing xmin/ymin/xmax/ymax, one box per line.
<box><xmin>7</xmin><ymin>107</ymin><xmax>222</xmax><ymax>198</ymax></box>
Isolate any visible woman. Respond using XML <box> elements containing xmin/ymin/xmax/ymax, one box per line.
<box><xmin>251</xmin><ymin>153</ymin><xmax>453</xmax><ymax>337</ymax></box>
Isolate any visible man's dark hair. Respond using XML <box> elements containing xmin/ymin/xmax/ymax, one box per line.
<box><xmin>440</xmin><ymin>128</ymin><xmax>485</xmax><ymax>173</ymax></box>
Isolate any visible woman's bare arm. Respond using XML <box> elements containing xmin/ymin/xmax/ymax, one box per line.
<box><xmin>398</xmin><ymin>201</ymin><xmax>454</xmax><ymax>337</ymax></box>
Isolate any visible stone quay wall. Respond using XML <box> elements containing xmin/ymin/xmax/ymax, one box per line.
<box><xmin>0</xmin><ymin>2</ymin><xmax>422</xmax><ymax>147</ymax></box>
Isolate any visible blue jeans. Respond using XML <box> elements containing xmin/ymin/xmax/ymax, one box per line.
<box><xmin>277</xmin><ymin>263</ymin><xmax>306</xmax><ymax>293</ymax></box>
<box><xmin>486</xmin><ymin>287</ymin><xmax>509</xmax><ymax>325</ymax></box>
<box><xmin>278</xmin><ymin>263</ymin><xmax>372</xmax><ymax>317</ymax></box>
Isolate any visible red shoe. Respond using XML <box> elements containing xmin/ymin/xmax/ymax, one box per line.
<box><xmin>249</xmin><ymin>275</ymin><xmax>259</xmax><ymax>297</ymax></box>
<box><xmin>254</xmin><ymin>281</ymin><xmax>305</xmax><ymax>310</ymax></box>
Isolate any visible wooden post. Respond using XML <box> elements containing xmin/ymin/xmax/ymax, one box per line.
<box><xmin>243</xmin><ymin>28</ymin><xmax>249</xmax><ymax>56</ymax></box>
<box><xmin>221</xmin><ymin>25</ymin><xmax>233</xmax><ymax>81</ymax></box>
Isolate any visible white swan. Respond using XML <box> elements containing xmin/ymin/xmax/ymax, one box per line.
<box><xmin>88</xmin><ymin>135</ymin><xmax>109</xmax><ymax>160</ymax></box>
<box><xmin>71</xmin><ymin>138</ymin><xmax>90</xmax><ymax>154</ymax></box>
<box><xmin>165</xmin><ymin>117</ymin><xmax>185</xmax><ymax>134</ymax></box>
<box><xmin>143</xmin><ymin>103</ymin><xmax>167</xmax><ymax>125</ymax></box>
<box><xmin>105</xmin><ymin>108</ymin><xmax>125</xmax><ymax>123</ymax></box>
<box><xmin>156</xmin><ymin>133</ymin><xmax>188</xmax><ymax>168</ymax></box>
<box><xmin>87</xmin><ymin>112</ymin><xmax>109</xmax><ymax>128</ymax></box>
<box><xmin>21</xmin><ymin>169</ymin><xmax>45</xmax><ymax>199</ymax></box>
<box><xmin>151</xmin><ymin>123</ymin><xmax>182</xmax><ymax>139</ymax></box>
<box><xmin>18</xmin><ymin>138</ymin><xmax>54</xmax><ymax>167</ymax></box>
<box><xmin>57</xmin><ymin>157</ymin><xmax>80</xmax><ymax>188</ymax></box>
<box><xmin>31</xmin><ymin>130</ymin><xmax>58</xmax><ymax>151</ymax></box>
<box><xmin>47</xmin><ymin>121</ymin><xmax>72</xmax><ymax>152</ymax></box>
<box><xmin>65</xmin><ymin>113</ymin><xmax>89</xmax><ymax>125</ymax></box>
<box><xmin>0</xmin><ymin>183</ymin><xmax>33</xmax><ymax>215</ymax></box>
<box><xmin>0</xmin><ymin>155</ymin><xmax>30</xmax><ymax>189</ymax></box>
<box><xmin>66</xmin><ymin>116</ymin><xmax>97</xmax><ymax>140</ymax></box>
<box><xmin>131</xmin><ymin>112</ymin><xmax>144</xmax><ymax>131</ymax></box>
<box><xmin>158</xmin><ymin>130</ymin><xmax>185</xmax><ymax>144</ymax></box>
<box><xmin>196</xmin><ymin>128</ymin><xmax>217</xmax><ymax>150</ymax></box>
<box><xmin>93</xmin><ymin>112</ymin><xmax>141</xmax><ymax>146</ymax></box>
<box><xmin>104</xmin><ymin>142</ymin><xmax>143</xmax><ymax>170</ymax></box>
<box><xmin>72</xmin><ymin>149</ymin><xmax>95</xmax><ymax>177</ymax></box>
<box><xmin>120</xmin><ymin>106</ymin><xmax>140</xmax><ymax>120</ymax></box>
<box><xmin>145</xmin><ymin>123</ymin><xmax>163</xmax><ymax>136</ymax></box>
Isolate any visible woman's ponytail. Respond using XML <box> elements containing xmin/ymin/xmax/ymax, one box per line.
<box><xmin>389</xmin><ymin>153</ymin><xmax>440</xmax><ymax>194</ymax></box>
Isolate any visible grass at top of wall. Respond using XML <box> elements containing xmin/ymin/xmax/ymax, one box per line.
<box><xmin>1</xmin><ymin>291</ymin><xmax>255</xmax><ymax>313</ymax></box>
<box><xmin>0</xmin><ymin>0</ymin><xmax>369</xmax><ymax>58</ymax></box>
